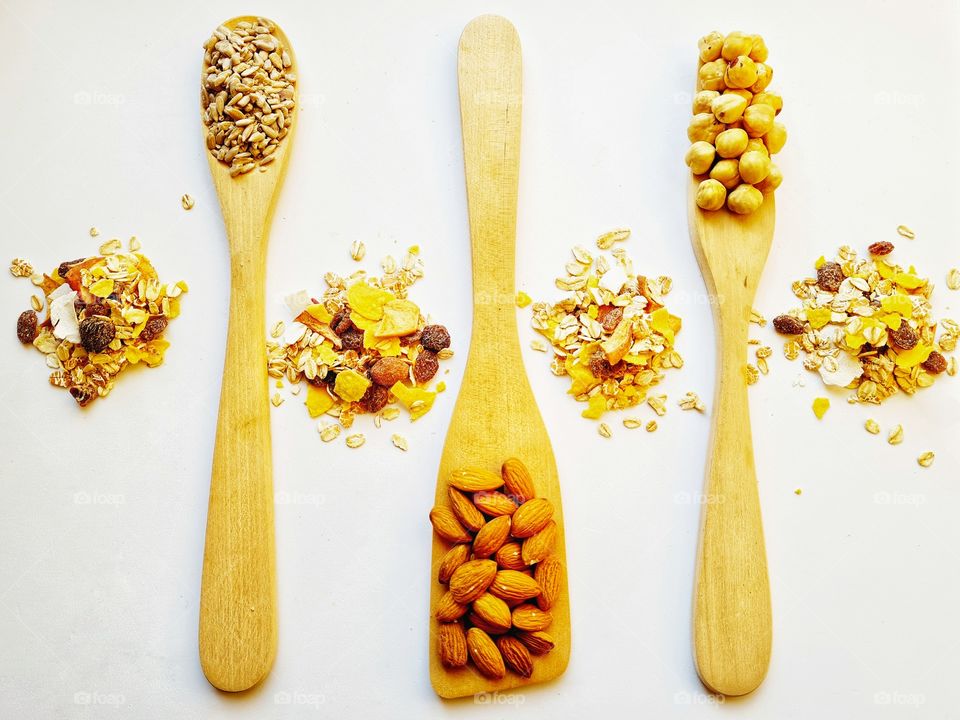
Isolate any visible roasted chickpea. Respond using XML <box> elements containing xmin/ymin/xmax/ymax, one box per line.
<box><xmin>698</xmin><ymin>31</ymin><xmax>725</xmax><ymax>62</ymax></box>
<box><xmin>710</xmin><ymin>158</ymin><xmax>741</xmax><ymax>190</ymax></box>
<box><xmin>698</xmin><ymin>59</ymin><xmax>727</xmax><ymax>91</ymax></box>
<box><xmin>743</xmin><ymin>103</ymin><xmax>775</xmax><ymax>137</ymax></box>
<box><xmin>685</xmin><ymin>141</ymin><xmax>716</xmax><ymax>175</ymax></box>
<box><xmin>763</xmin><ymin>122</ymin><xmax>787</xmax><ymax>154</ymax></box>
<box><xmin>755</xmin><ymin>163</ymin><xmax>782</xmax><ymax>193</ymax></box>
<box><xmin>751</xmin><ymin>91</ymin><xmax>783</xmax><ymax>114</ymax></box>
<box><xmin>738</xmin><ymin>150</ymin><xmax>771</xmax><ymax>184</ymax></box>
<box><xmin>692</xmin><ymin>90</ymin><xmax>719</xmax><ymax>114</ymax></box>
<box><xmin>727</xmin><ymin>183</ymin><xmax>764</xmax><ymax>214</ymax></box>
<box><xmin>725</xmin><ymin>55</ymin><xmax>758</xmax><ymax>89</ymax></box>
<box><xmin>711</xmin><ymin>93</ymin><xmax>748</xmax><ymax>123</ymax></box>
<box><xmin>721</xmin><ymin>31</ymin><xmax>754</xmax><ymax>62</ymax></box>
<box><xmin>749</xmin><ymin>35</ymin><xmax>768</xmax><ymax>63</ymax></box>
<box><xmin>715</xmin><ymin>128</ymin><xmax>749</xmax><ymax>158</ymax></box>
<box><xmin>688</xmin><ymin>112</ymin><xmax>723</xmax><ymax>144</ymax></box>
<box><xmin>696</xmin><ymin>179</ymin><xmax>727</xmax><ymax>211</ymax></box>
<box><xmin>750</xmin><ymin>63</ymin><xmax>773</xmax><ymax>93</ymax></box>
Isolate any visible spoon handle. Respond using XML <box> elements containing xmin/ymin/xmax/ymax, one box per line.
<box><xmin>199</xmin><ymin>229</ymin><xmax>276</xmax><ymax>692</ymax></box>
<box><xmin>693</xmin><ymin>305</ymin><xmax>772</xmax><ymax>696</ymax></box>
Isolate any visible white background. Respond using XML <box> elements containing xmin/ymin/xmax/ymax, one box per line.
<box><xmin>1</xmin><ymin>0</ymin><xmax>958</xmax><ymax>718</ymax></box>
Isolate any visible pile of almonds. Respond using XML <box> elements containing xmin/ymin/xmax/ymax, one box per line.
<box><xmin>430</xmin><ymin>458</ymin><xmax>563</xmax><ymax>679</ymax></box>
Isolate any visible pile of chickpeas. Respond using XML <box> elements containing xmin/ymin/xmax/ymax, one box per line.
<box><xmin>686</xmin><ymin>31</ymin><xmax>786</xmax><ymax>215</ymax></box>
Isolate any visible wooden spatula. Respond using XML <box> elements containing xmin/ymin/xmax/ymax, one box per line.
<box><xmin>428</xmin><ymin>15</ymin><xmax>570</xmax><ymax>698</ymax></box>
<box><xmin>688</xmin><ymin>173</ymin><xmax>774</xmax><ymax>696</ymax></box>
<box><xmin>198</xmin><ymin>16</ymin><xmax>297</xmax><ymax>693</ymax></box>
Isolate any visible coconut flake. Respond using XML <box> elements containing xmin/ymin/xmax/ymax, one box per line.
<box><xmin>599</xmin><ymin>264</ymin><xmax>628</xmax><ymax>294</ymax></box>
<box><xmin>818</xmin><ymin>350</ymin><xmax>863</xmax><ymax>387</ymax></box>
<box><xmin>50</xmin><ymin>289</ymin><xmax>80</xmax><ymax>343</ymax></box>
<box><xmin>284</xmin><ymin>290</ymin><xmax>312</xmax><ymax>316</ymax></box>
<box><xmin>283</xmin><ymin>321</ymin><xmax>308</xmax><ymax>346</ymax></box>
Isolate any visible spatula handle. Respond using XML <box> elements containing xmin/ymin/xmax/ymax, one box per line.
<box><xmin>199</xmin><ymin>232</ymin><xmax>276</xmax><ymax>692</ymax></box>
<box><xmin>693</xmin><ymin>310</ymin><xmax>772</xmax><ymax>696</ymax></box>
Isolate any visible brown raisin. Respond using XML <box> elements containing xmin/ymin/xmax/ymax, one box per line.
<box><xmin>340</xmin><ymin>328</ymin><xmax>363</xmax><ymax>352</ymax></box>
<box><xmin>588</xmin><ymin>351</ymin><xmax>625</xmax><ymax>380</ymax></box>
<box><xmin>330</xmin><ymin>308</ymin><xmax>353</xmax><ymax>335</ymax></box>
<box><xmin>888</xmin><ymin>323</ymin><xmax>918</xmax><ymax>350</ymax></box>
<box><xmin>139</xmin><ymin>316</ymin><xmax>168</xmax><ymax>342</ymax></box>
<box><xmin>816</xmin><ymin>261</ymin><xmax>844</xmax><ymax>293</ymax></box>
<box><xmin>420</xmin><ymin>324</ymin><xmax>450</xmax><ymax>352</ymax></box>
<box><xmin>79</xmin><ymin>315</ymin><xmax>116</xmax><ymax>352</ymax></box>
<box><xmin>57</xmin><ymin>258</ymin><xmax>86</xmax><ymax>277</ymax></box>
<box><xmin>69</xmin><ymin>385</ymin><xmax>96</xmax><ymax>407</ymax></box>
<box><xmin>597</xmin><ymin>305</ymin><xmax>623</xmax><ymax>333</ymax></box>
<box><xmin>359</xmin><ymin>384</ymin><xmax>390</xmax><ymax>413</ymax></box>
<box><xmin>399</xmin><ymin>330</ymin><xmax>422</xmax><ymax>347</ymax></box>
<box><xmin>773</xmin><ymin>314</ymin><xmax>805</xmax><ymax>335</ymax></box>
<box><xmin>413</xmin><ymin>350</ymin><xmax>439</xmax><ymax>383</ymax></box>
<box><xmin>867</xmin><ymin>241</ymin><xmax>894</xmax><ymax>256</ymax></box>
<box><xmin>921</xmin><ymin>351</ymin><xmax>947</xmax><ymax>375</ymax></box>
<box><xmin>17</xmin><ymin>310</ymin><xmax>38</xmax><ymax>344</ymax></box>
<box><xmin>370</xmin><ymin>357</ymin><xmax>409</xmax><ymax>387</ymax></box>
<box><xmin>85</xmin><ymin>302</ymin><xmax>111</xmax><ymax>317</ymax></box>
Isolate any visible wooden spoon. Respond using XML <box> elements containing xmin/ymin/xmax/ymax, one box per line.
<box><xmin>688</xmin><ymin>172</ymin><xmax>774</xmax><ymax>695</ymax></box>
<box><xmin>428</xmin><ymin>15</ymin><xmax>570</xmax><ymax>698</ymax></box>
<box><xmin>198</xmin><ymin>16</ymin><xmax>297</xmax><ymax>693</ymax></box>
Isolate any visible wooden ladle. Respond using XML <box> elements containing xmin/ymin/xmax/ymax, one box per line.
<box><xmin>198</xmin><ymin>16</ymin><xmax>297</xmax><ymax>692</ymax></box>
<box><xmin>428</xmin><ymin>15</ymin><xmax>570</xmax><ymax>698</ymax></box>
<box><xmin>688</xmin><ymin>171</ymin><xmax>774</xmax><ymax>695</ymax></box>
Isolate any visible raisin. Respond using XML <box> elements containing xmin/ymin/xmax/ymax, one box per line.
<box><xmin>85</xmin><ymin>302</ymin><xmax>111</xmax><ymax>317</ymax></box>
<box><xmin>340</xmin><ymin>328</ymin><xmax>363</xmax><ymax>352</ymax></box>
<box><xmin>413</xmin><ymin>350</ymin><xmax>439</xmax><ymax>383</ymax></box>
<box><xmin>57</xmin><ymin>257</ymin><xmax>86</xmax><ymax>277</ymax></box>
<box><xmin>330</xmin><ymin>308</ymin><xmax>353</xmax><ymax>335</ymax></box>
<box><xmin>588</xmin><ymin>351</ymin><xmax>625</xmax><ymax>380</ymax></box>
<box><xmin>17</xmin><ymin>310</ymin><xmax>38</xmax><ymax>344</ymax></box>
<box><xmin>69</xmin><ymin>385</ymin><xmax>96</xmax><ymax>407</ymax></box>
<box><xmin>359</xmin><ymin>384</ymin><xmax>389</xmax><ymax>413</ymax></box>
<box><xmin>79</xmin><ymin>315</ymin><xmax>116</xmax><ymax>352</ymax></box>
<box><xmin>139</xmin><ymin>315</ymin><xmax>168</xmax><ymax>342</ymax></box>
<box><xmin>370</xmin><ymin>357</ymin><xmax>409</xmax><ymax>386</ymax></box>
<box><xmin>399</xmin><ymin>330</ymin><xmax>422</xmax><ymax>347</ymax></box>
<box><xmin>773</xmin><ymin>314</ymin><xmax>805</xmax><ymax>335</ymax></box>
<box><xmin>597</xmin><ymin>305</ymin><xmax>623</xmax><ymax>333</ymax></box>
<box><xmin>888</xmin><ymin>323</ymin><xmax>918</xmax><ymax>350</ymax></box>
<box><xmin>420</xmin><ymin>324</ymin><xmax>450</xmax><ymax>352</ymax></box>
<box><xmin>921</xmin><ymin>351</ymin><xmax>947</xmax><ymax>375</ymax></box>
<box><xmin>816</xmin><ymin>261</ymin><xmax>844</xmax><ymax>293</ymax></box>
<box><xmin>867</xmin><ymin>241</ymin><xmax>894</xmax><ymax>256</ymax></box>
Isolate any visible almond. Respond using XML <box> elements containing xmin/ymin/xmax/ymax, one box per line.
<box><xmin>511</xmin><ymin>603</ymin><xmax>553</xmax><ymax>632</ymax></box>
<box><xmin>468</xmin><ymin>611</ymin><xmax>509</xmax><ymax>636</ymax></box>
<box><xmin>534</xmin><ymin>557</ymin><xmax>563</xmax><ymax>610</ymax></box>
<box><xmin>472</xmin><ymin>515</ymin><xmax>511</xmax><ymax>558</ymax></box>
<box><xmin>501</xmin><ymin>457</ymin><xmax>536</xmax><ymax>504</ymax></box>
<box><xmin>471</xmin><ymin>592</ymin><xmax>512</xmax><ymax>633</ymax></box>
<box><xmin>473</xmin><ymin>490</ymin><xmax>518</xmax><ymax>517</ymax></box>
<box><xmin>515</xmin><ymin>630</ymin><xmax>555</xmax><ymax>655</ymax></box>
<box><xmin>449</xmin><ymin>467</ymin><xmax>504</xmax><ymax>492</ymax></box>
<box><xmin>495</xmin><ymin>542</ymin><xmax>526</xmax><ymax>571</ymax></box>
<box><xmin>522</xmin><ymin>520</ymin><xmax>558</xmax><ymax>565</ymax></box>
<box><xmin>437</xmin><ymin>621</ymin><xmax>467</xmax><ymax>667</ymax></box>
<box><xmin>511</xmin><ymin>497</ymin><xmax>553</xmax><ymax>538</ymax></box>
<box><xmin>489</xmin><ymin>569</ymin><xmax>541</xmax><ymax>603</ymax></box>
<box><xmin>435</xmin><ymin>591</ymin><xmax>468</xmax><ymax>621</ymax></box>
<box><xmin>496</xmin><ymin>635</ymin><xmax>533</xmax><ymax>678</ymax></box>
<box><xmin>429</xmin><ymin>506</ymin><xmax>472</xmax><ymax>544</ymax></box>
<box><xmin>437</xmin><ymin>543</ymin><xmax>470</xmax><ymax>584</ymax></box>
<box><xmin>466</xmin><ymin>628</ymin><xmax>506</xmax><ymax>679</ymax></box>
<box><xmin>448</xmin><ymin>487</ymin><xmax>485</xmax><ymax>532</ymax></box>
<box><xmin>449</xmin><ymin>559</ymin><xmax>497</xmax><ymax>604</ymax></box>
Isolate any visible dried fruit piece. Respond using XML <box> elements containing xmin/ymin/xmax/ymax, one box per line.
<box><xmin>79</xmin><ymin>315</ymin><xmax>116</xmax><ymax>352</ymax></box>
<box><xmin>501</xmin><ymin>458</ymin><xmax>535</xmax><ymax>504</ymax></box>
<box><xmin>429</xmin><ymin>507</ymin><xmax>473</xmax><ymax>544</ymax></box>
<box><xmin>448</xmin><ymin>487</ymin><xmax>485</xmax><ymax>532</ymax></box>
<box><xmin>449</xmin><ymin>560</ymin><xmax>498</xmax><ymax>604</ymax></box>
<box><xmin>534</xmin><ymin>557</ymin><xmax>564</xmax><ymax>611</ymax></box>
<box><xmin>772</xmin><ymin>314</ymin><xmax>804</xmax><ymax>335</ymax></box>
<box><xmin>917</xmin><ymin>451</ymin><xmax>935</xmax><ymax>468</ymax></box>
<box><xmin>494</xmin><ymin>542</ymin><xmax>526</xmax><ymax>571</ymax></box>
<box><xmin>438</xmin><ymin>543</ymin><xmax>471</xmax><ymax>584</ymax></box>
<box><xmin>471</xmin><ymin>593</ymin><xmax>512</xmax><ymax>633</ymax></box>
<box><xmin>888</xmin><ymin>323</ymin><xmax>918</xmax><ymax>350</ymax></box>
<box><xmin>921</xmin><ymin>351</ymin><xmax>947</xmax><ymax>375</ymax></box>
<box><xmin>436</xmin><ymin>592</ymin><xmax>468</xmax><ymax>621</ymax></box>
<box><xmin>515</xmin><ymin>630</ymin><xmax>555</xmax><ymax>655</ymax></box>
<box><xmin>489</xmin><ymin>570</ymin><xmax>541</xmax><ymax>603</ymax></box>
<box><xmin>511</xmin><ymin>604</ymin><xmax>553</xmax><ymax>632</ymax></box>
<box><xmin>17</xmin><ymin>310</ymin><xmax>38</xmax><ymax>344</ymax></box>
<box><xmin>522</xmin><ymin>520</ymin><xmax>558</xmax><ymax>565</ymax></box>
<box><xmin>449</xmin><ymin>467</ymin><xmax>504</xmax><ymax>492</ymax></box>
<box><xmin>370</xmin><ymin>357</ymin><xmax>408</xmax><ymax>387</ymax></box>
<box><xmin>812</xmin><ymin>397</ymin><xmax>830</xmax><ymax>420</ymax></box>
<box><xmin>359</xmin><ymin>384</ymin><xmax>389</xmax><ymax>413</ymax></box>
<box><xmin>466</xmin><ymin>628</ymin><xmax>505</xmax><ymax>679</ymax></box>
<box><xmin>497</xmin><ymin>635</ymin><xmax>534</xmax><ymax>678</ymax></box>
<box><xmin>139</xmin><ymin>315</ymin><xmax>168</xmax><ymax>342</ymax></box>
<box><xmin>420</xmin><ymin>324</ymin><xmax>451</xmax><ymax>352</ymax></box>
<box><xmin>511</xmin><ymin>498</ymin><xmax>554</xmax><ymax>538</ymax></box>
<box><xmin>816</xmin><ymin>261</ymin><xmax>844</xmax><ymax>292</ymax></box>
<box><xmin>473</xmin><ymin>490</ymin><xmax>518</xmax><ymax>517</ymax></box>
<box><xmin>413</xmin><ymin>349</ymin><xmax>439</xmax><ymax>383</ymax></box>
<box><xmin>867</xmin><ymin>241</ymin><xmax>894</xmax><ymax>256</ymax></box>
<box><xmin>437</xmin><ymin>622</ymin><xmax>468</xmax><ymax>667</ymax></box>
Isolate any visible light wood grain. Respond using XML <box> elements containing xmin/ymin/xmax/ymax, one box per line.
<box><xmin>429</xmin><ymin>15</ymin><xmax>570</xmax><ymax>699</ymax></box>
<box><xmin>198</xmin><ymin>16</ymin><xmax>297</xmax><ymax>693</ymax></box>
<box><xmin>688</xmin><ymin>172</ymin><xmax>774</xmax><ymax>696</ymax></box>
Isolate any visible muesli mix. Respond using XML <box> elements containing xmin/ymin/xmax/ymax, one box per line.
<box><xmin>10</xmin><ymin>238</ymin><xmax>187</xmax><ymax>407</ymax></box>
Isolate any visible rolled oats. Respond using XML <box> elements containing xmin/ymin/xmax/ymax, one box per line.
<box><xmin>917</xmin><ymin>451</ymin><xmax>934</xmax><ymax>468</ymax></box>
<box><xmin>887</xmin><ymin>424</ymin><xmax>904</xmax><ymax>445</ymax></box>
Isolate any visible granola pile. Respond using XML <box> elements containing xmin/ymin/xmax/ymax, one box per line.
<box><xmin>266</xmin><ymin>248</ymin><xmax>452</xmax><ymax>445</ymax></box>
<box><xmin>529</xmin><ymin>229</ymin><xmax>685</xmax><ymax>424</ymax></box>
<box><xmin>773</xmin><ymin>240</ymin><xmax>956</xmax><ymax>403</ymax></box>
<box><xmin>10</xmin><ymin>238</ymin><xmax>187</xmax><ymax>407</ymax></box>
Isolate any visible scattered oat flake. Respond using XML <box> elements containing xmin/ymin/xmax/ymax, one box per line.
<box><xmin>345</xmin><ymin>433</ymin><xmax>365</xmax><ymax>448</ymax></box>
<box><xmin>645</xmin><ymin>420</ymin><xmax>658</xmax><ymax>432</ymax></box>
<box><xmin>9</xmin><ymin>258</ymin><xmax>34</xmax><ymax>278</ymax></box>
<box><xmin>530</xmin><ymin>340</ymin><xmax>547</xmax><ymax>352</ymax></box>
<box><xmin>270</xmin><ymin>321</ymin><xmax>285</xmax><ymax>338</ymax></box>
<box><xmin>887</xmin><ymin>424</ymin><xmax>903</xmax><ymax>445</ymax></box>
<box><xmin>812</xmin><ymin>397</ymin><xmax>830</xmax><ymax>419</ymax></box>
<box><xmin>623</xmin><ymin>417</ymin><xmax>642</xmax><ymax>429</ymax></box>
<box><xmin>745</xmin><ymin>364</ymin><xmax>759</xmax><ymax>385</ymax></box>
<box><xmin>947</xmin><ymin>269</ymin><xmax>960</xmax><ymax>291</ymax></box>
<box><xmin>917</xmin><ymin>451</ymin><xmax>934</xmax><ymax>468</ymax></box>
<box><xmin>89</xmin><ymin>227</ymin><xmax>99</xmax><ymax>237</ymax></box>
<box><xmin>794</xmin><ymin>488</ymin><xmax>802</xmax><ymax>495</ymax></box>
<box><xmin>598</xmin><ymin>422</ymin><xmax>612</xmax><ymax>438</ymax></box>
<box><xmin>391</xmin><ymin>434</ymin><xmax>408</xmax><ymax>451</ymax></box>
<box><xmin>30</xmin><ymin>295</ymin><xmax>42</xmax><ymax>311</ymax></box>
<box><xmin>647</xmin><ymin>395</ymin><xmax>667</xmax><ymax>416</ymax></box>
<box><xmin>99</xmin><ymin>238</ymin><xmax>121</xmax><ymax>255</ymax></box>
<box><xmin>270</xmin><ymin>393</ymin><xmax>284</xmax><ymax>407</ymax></box>
<box><xmin>596</xmin><ymin>228</ymin><xmax>630</xmax><ymax>250</ymax></box>
<box><xmin>319</xmin><ymin>424</ymin><xmax>341</xmax><ymax>442</ymax></box>
<box><xmin>181</xmin><ymin>194</ymin><xmax>195</xmax><ymax>211</ymax></box>
<box><xmin>864</xmin><ymin>419</ymin><xmax>880</xmax><ymax>435</ymax></box>
<box><xmin>129</xmin><ymin>236</ymin><xmax>141</xmax><ymax>252</ymax></box>
<box><xmin>749</xmin><ymin>308</ymin><xmax>766</xmax><ymax>326</ymax></box>
<box><xmin>350</xmin><ymin>240</ymin><xmax>366</xmax><ymax>261</ymax></box>
<box><xmin>515</xmin><ymin>291</ymin><xmax>532</xmax><ymax>308</ymax></box>
<box><xmin>407</xmin><ymin>245</ymin><xmax>420</xmax><ymax>255</ymax></box>
<box><xmin>896</xmin><ymin>225</ymin><xmax>915</xmax><ymax>239</ymax></box>
<box><xmin>381</xmin><ymin>406</ymin><xmax>400</xmax><ymax>421</ymax></box>
<box><xmin>678</xmin><ymin>391</ymin><xmax>705</xmax><ymax>412</ymax></box>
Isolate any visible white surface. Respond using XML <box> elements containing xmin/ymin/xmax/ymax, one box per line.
<box><xmin>1</xmin><ymin>1</ymin><xmax>958</xmax><ymax>718</ymax></box>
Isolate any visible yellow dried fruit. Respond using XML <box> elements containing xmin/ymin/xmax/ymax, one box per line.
<box><xmin>333</xmin><ymin>368</ymin><xmax>371</xmax><ymax>402</ymax></box>
<box><xmin>304</xmin><ymin>383</ymin><xmax>334</xmax><ymax>418</ymax></box>
<box><xmin>88</xmin><ymin>278</ymin><xmax>115</xmax><ymax>298</ymax></box>
<box><xmin>812</xmin><ymin>397</ymin><xmax>830</xmax><ymax>419</ymax></box>
<box><xmin>346</xmin><ymin>280</ymin><xmax>395</xmax><ymax>320</ymax></box>
<box><xmin>390</xmin><ymin>381</ymin><xmax>436</xmax><ymax>420</ymax></box>
<box><xmin>515</xmin><ymin>291</ymin><xmax>532</xmax><ymax>308</ymax></box>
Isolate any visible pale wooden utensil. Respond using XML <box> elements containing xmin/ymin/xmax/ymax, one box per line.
<box><xmin>429</xmin><ymin>15</ymin><xmax>570</xmax><ymax>698</ymax></box>
<box><xmin>688</xmin><ymin>173</ymin><xmax>774</xmax><ymax>696</ymax></box>
<box><xmin>198</xmin><ymin>16</ymin><xmax>297</xmax><ymax>693</ymax></box>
